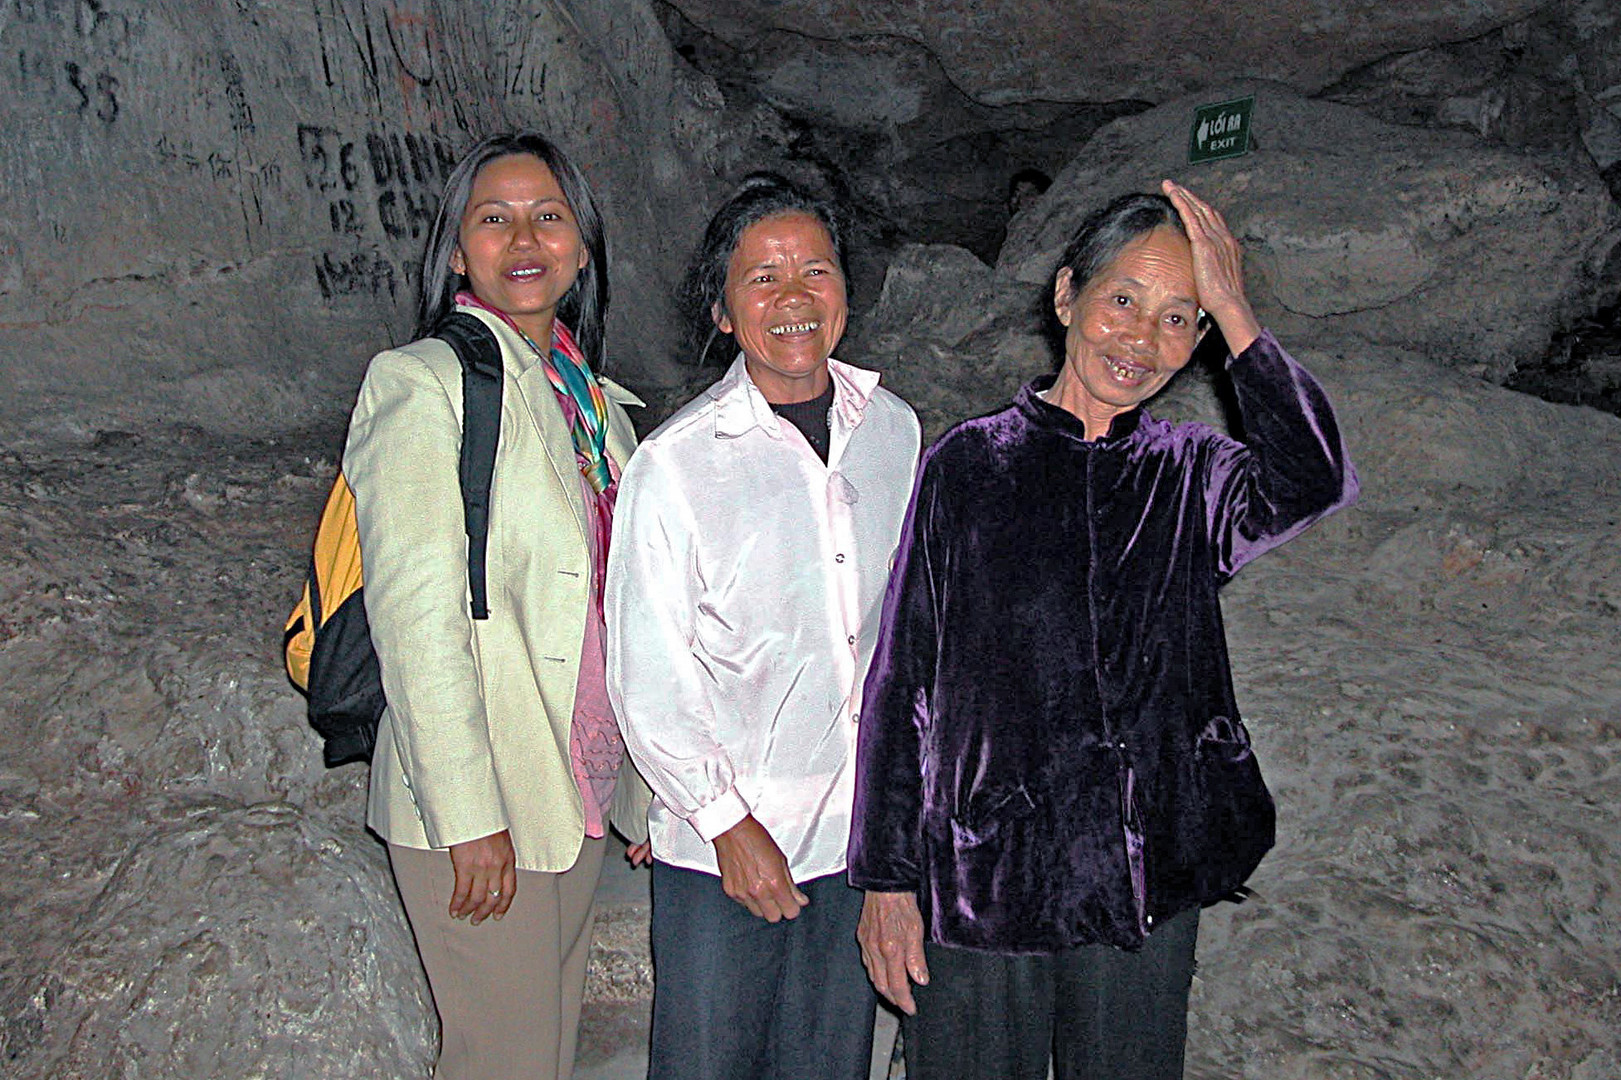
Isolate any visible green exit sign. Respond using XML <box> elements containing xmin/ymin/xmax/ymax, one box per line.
<box><xmin>1189</xmin><ymin>96</ymin><xmax>1254</xmax><ymax>164</ymax></box>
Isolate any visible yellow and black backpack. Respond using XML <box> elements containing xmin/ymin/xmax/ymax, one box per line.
<box><xmin>284</xmin><ymin>312</ymin><xmax>505</xmax><ymax>766</ymax></box>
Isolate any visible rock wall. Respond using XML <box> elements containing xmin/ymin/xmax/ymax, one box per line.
<box><xmin>0</xmin><ymin>2</ymin><xmax>708</xmax><ymax>1074</ymax></box>
<box><xmin>0</xmin><ymin>0</ymin><xmax>721</xmax><ymax>440</ymax></box>
<box><xmin>660</xmin><ymin>0</ymin><xmax>1549</xmax><ymax>106</ymax></box>
<box><xmin>853</xmin><ymin>86</ymin><xmax>1621</xmax><ymax>437</ymax></box>
<box><xmin>660</xmin><ymin>1</ymin><xmax>1621</xmax><ymax>374</ymax></box>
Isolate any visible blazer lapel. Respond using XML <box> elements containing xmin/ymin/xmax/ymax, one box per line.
<box><xmin>513</xmin><ymin>363</ymin><xmax>589</xmax><ymax>543</ymax></box>
<box><xmin>599</xmin><ymin>376</ymin><xmax>643</xmax><ymax>469</ymax></box>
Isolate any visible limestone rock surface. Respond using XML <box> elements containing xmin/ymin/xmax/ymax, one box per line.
<box><xmin>0</xmin><ymin>411</ymin><xmax>658</xmax><ymax>1078</ymax></box>
<box><xmin>845</xmin><ymin>243</ymin><xmax>1049</xmax><ymax>441</ymax></box>
<box><xmin>1312</xmin><ymin>2</ymin><xmax>1621</xmax><ymax>202</ymax></box>
<box><xmin>996</xmin><ymin>84</ymin><xmax>1621</xmax><ymax>381</ymax></box>
<box><xmin>0</xmin><ymin>422</ymin><xmax>438</xmax><ymax>1077</ymax></box>
<box><xmin>1</xmin><ymin>801</ymin><xmax>431</xmax><ymax>1079</ymax></box>
<box><xmin>660</xmin><ymin>0</ymin><xmax>1547</xmax><ymax>106</ymax></box>
<box><xmin>0</xmin><ymin>0</ymin><xmax>722</xmax><ymax>440</ymax></box>
<box><xmin>1569</xmin><ymin>0</ymin><xmax>1621</xmax><ymax>191</ymax></box>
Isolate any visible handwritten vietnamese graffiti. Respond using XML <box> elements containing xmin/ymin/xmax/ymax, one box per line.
<box><xmin>297</xmin><ymin>124</ymin><xmax>453</xmax><ymax>240</ymax></box>
<box><xmin>308</xmin><ymin>0</ymin><xmax>467</xmax><ymax>130</ymax></box>
<box><xmin>218</xmin><ymin>49</ymin><xmax>255</xmax><ymax>137</ymax></box>
<box><xmin>10</xmin><ymin>0</ymin><xmax>138</xmax><ymax>124</ymax></box>
<box><xmin>297</xmin><ymin>122</ymin><xmax>456</xmax><ymax>299</ymax></box>
<box><xmin>314</xmin><ymin>249</ymin><xmax>399</xmax><ymax>302</ymax></box>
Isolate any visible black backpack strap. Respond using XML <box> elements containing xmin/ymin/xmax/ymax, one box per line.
<box><xmin>432</xmin><ymin>312</ymin><xmax>504</xmax><ymax>621</ymax></box>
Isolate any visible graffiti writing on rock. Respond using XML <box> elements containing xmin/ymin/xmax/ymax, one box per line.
<box><xmin>297</xmin><ymin>124</ymin><xmax>455</xmax><ymax>244</ymax></box>
<box><xmin>310</xmin><ymin>0</ymin><xmax>461</xmax><ymax>127</ymax></box>
<box><xmin>63</xmin><ymin>60</ymin><xmax>119</xmax><ymax>122</ymax></box>
<box><xmin>12</xmin><ymin>0</ymin><xmax>138</xmax><ymax>123</ymax></box>
<box><xmin>314</xmin><ymin>250</ymin><xmax>398</xmax><ymax>301</ymax></box>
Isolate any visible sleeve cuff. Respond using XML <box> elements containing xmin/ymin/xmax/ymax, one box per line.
<box><xmin>846</xmin><ymin>864</ymin><xmax>922</xmax><ymax>893</ymax></box>
<box><xmin>1225</xmin><ymin>327</ymin><xmax>1277</xmax><ymax>368</ymax></box>
<box><xmin>422</xmin><ymin>805</ymin><xmax>510</xmax><ymax>851</ymax></box>
<box><xmin>688</xmin><ymin>787</ymin><xmax>751</xmax><ymax>844</ymax></box>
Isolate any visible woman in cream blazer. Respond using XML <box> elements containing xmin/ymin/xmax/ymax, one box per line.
<box><xmin>342</xmin><ymin>131</ymin><xmax>649</xmax><ymax>1080</ymax></box>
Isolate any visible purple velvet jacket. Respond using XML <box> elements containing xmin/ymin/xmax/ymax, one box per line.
<box><xmin>847</xmin><ymin>331</ymin><xmax>1358</xmax><ymax>953</ymax></box>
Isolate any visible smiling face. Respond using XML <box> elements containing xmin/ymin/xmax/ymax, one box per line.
<box><xmin>1052</xmin><ymin>226</ymin><xmax>1203</xmax><ymax>438</ymax></box>
<box><xmin>714</xmin><ymin>211</ymin><xmax>848</xmax><ymax>404</ymax></box>
<box><xmin>450</xmin><ymin>153</ymin><xmax>588</xmax><ymax>343</ymax></box>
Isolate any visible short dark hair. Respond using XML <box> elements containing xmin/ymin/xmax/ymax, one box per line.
<box><xmin>1008</xmin><ymin>167</ymin><xmax>1051</xmax><ymax>198</ymax></box>
<box><xmin>415</xmin><ymin>131</ymin><xmax>611</xmax><ymax>371</ymax></box>
<box><xmin>1052</xmin><ymin>192</ymin><xmax>1187</xmax><ymax>306</ymax></box>
<box><xmin>681</xmin><ymin>172</ymin><xmax>848</xmax><ymax>365</ymax></box>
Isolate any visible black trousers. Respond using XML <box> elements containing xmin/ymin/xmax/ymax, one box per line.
<box><xmin>902</xmin><ymin>906</ymin><xmax>1199</xmax><ymax>1080</ymax></box>
<box><xmin>648</xmin><ymin>862</ymin><xmax>876</xmax><ymax>1080</ymax></box>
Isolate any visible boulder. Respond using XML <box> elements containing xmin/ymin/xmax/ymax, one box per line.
<box><xmin>847</xmin><ymin>243</ymin><xmax>1049</xmax><ymax>441</ymax></box>
<box><xmin>0</xmin><ymin>415</ymin><xmax>652</xmax><ymax>1079</ymax></box>
<box><xmin>1</xmin><ymin>801</ymin><xmax>433</xmax><ymax>1079</ymax></box>
<box><xmin>996</xmin><ymin>83</ymin><xmax>1621</xmax><ymax>381</ymax></box>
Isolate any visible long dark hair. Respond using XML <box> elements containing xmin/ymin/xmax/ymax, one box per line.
<box><xmin>680</xmin><ymin>172</ymin><xmax>848</xmax><ymax>365</ymax></box>
<box><xmin>415</xmin><ymin>131</ymin><xmax>611</xmax><ymax>370</ymax></box>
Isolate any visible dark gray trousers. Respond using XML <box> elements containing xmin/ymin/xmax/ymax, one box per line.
<box><xmin>901</xmin><ymin>906</ymin><xmax>1199</xmax><ymax>1080</ymax></box>
<box><xmin>648</xmin><ymin>862</ymin><xmax>876</xmax><ymax>1080</ymax></box>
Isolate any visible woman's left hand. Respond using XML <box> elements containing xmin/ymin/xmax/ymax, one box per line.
<box><xmin>448</xmin><ymin>828</ymin><xmax>517</xmax><ymax>925</ymax></box>
<box><xmin>1162</xmin><ymin>179</ymin><xmax>1262</xmax><ymax>355</ymax></box>
<box><xmin>625</xmin><ymin>841</ymin><xmax>652</xmax><ymax>867</ymax></box>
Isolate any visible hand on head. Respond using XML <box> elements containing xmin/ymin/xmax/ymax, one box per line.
<box><xmin>1160</xmin><ymin>180</ymin><xmax>1261</xmax><ymax>355</ymax></box>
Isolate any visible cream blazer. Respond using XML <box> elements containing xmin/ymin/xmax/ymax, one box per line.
<box><xmin>344</xmin><ymin>303</ymin><xmax>651</xmax><ymax>872</ymax></box>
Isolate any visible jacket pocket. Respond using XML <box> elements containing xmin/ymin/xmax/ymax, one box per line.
<box><xmin>951</xmin><ymin>783</ymin><xmax>1038</xmax><ymax>846</ymax></box>
<box><xmin>1188</xmin><ymin>715</ymin><xmax>1274</xmax><ymax>897</ymax></box>
<box><xmin>1197</xmin><ymin>714</ymin><xmax>1254</xmax><ymax>760</ymax></box>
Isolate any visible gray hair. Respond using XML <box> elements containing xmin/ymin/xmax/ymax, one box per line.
<box><xmin>1052</xmin><ymin>192</ymin><xmax>1188</xmax><ymax>303</ymax></box>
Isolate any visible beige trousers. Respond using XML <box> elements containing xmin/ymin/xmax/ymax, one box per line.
<box><xmin>389</xmin><ymin>837</ymin><xmax>607</xmax><ymax>1080</ymax></box>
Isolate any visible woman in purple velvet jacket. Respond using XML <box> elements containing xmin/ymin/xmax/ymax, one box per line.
<box><xmin>848</xmin><ymin>181</ymin><xmax>1358</xmax><ymax>1079</ymax></box>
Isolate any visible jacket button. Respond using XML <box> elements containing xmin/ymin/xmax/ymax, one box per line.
<box><xmin>835</xmin><ymin>553</ymin><xmax>846</xmax><ymax>563</ymax></box>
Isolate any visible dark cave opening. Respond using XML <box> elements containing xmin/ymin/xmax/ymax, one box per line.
<box><xmin>1507</xmin><ymin>300</ymin><xmax>1621</xmax><ymax>415</ymax></box>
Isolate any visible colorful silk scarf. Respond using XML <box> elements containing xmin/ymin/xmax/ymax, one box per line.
<box><xmin>455</xmin><ymin>291</ymin><xmax>615</xmax><ymax>495</ymax></box>
<box><xmin>454</xmin><ymin>292</ymin><xmax>619</xmax><ymax>612</ymax></box>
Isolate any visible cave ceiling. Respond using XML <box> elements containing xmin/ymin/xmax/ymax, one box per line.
<box><xmin>659</xmin><ymin>0</ymin><xmax>1552</xmax><ymax>105</ymax></box>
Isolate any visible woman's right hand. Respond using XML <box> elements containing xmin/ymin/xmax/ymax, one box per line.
<box><xmin>858</xmin><ymin>890</ymin><xmax>930</xmax><ymax>1015</ymax></box>
<box><xmin>711</xmin><ymin>814</ymin><xmax>808</xmax><ymax>922</ymax></box>
<box><xmin>448</xmin><ymin>829</ymin><xmax>517</xmax><ymax>925</ymax></box>
<box><xmin>1161</xmin><ymin>179</ymin><xmax>1262</xmax><ymax>355</ymax></box>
